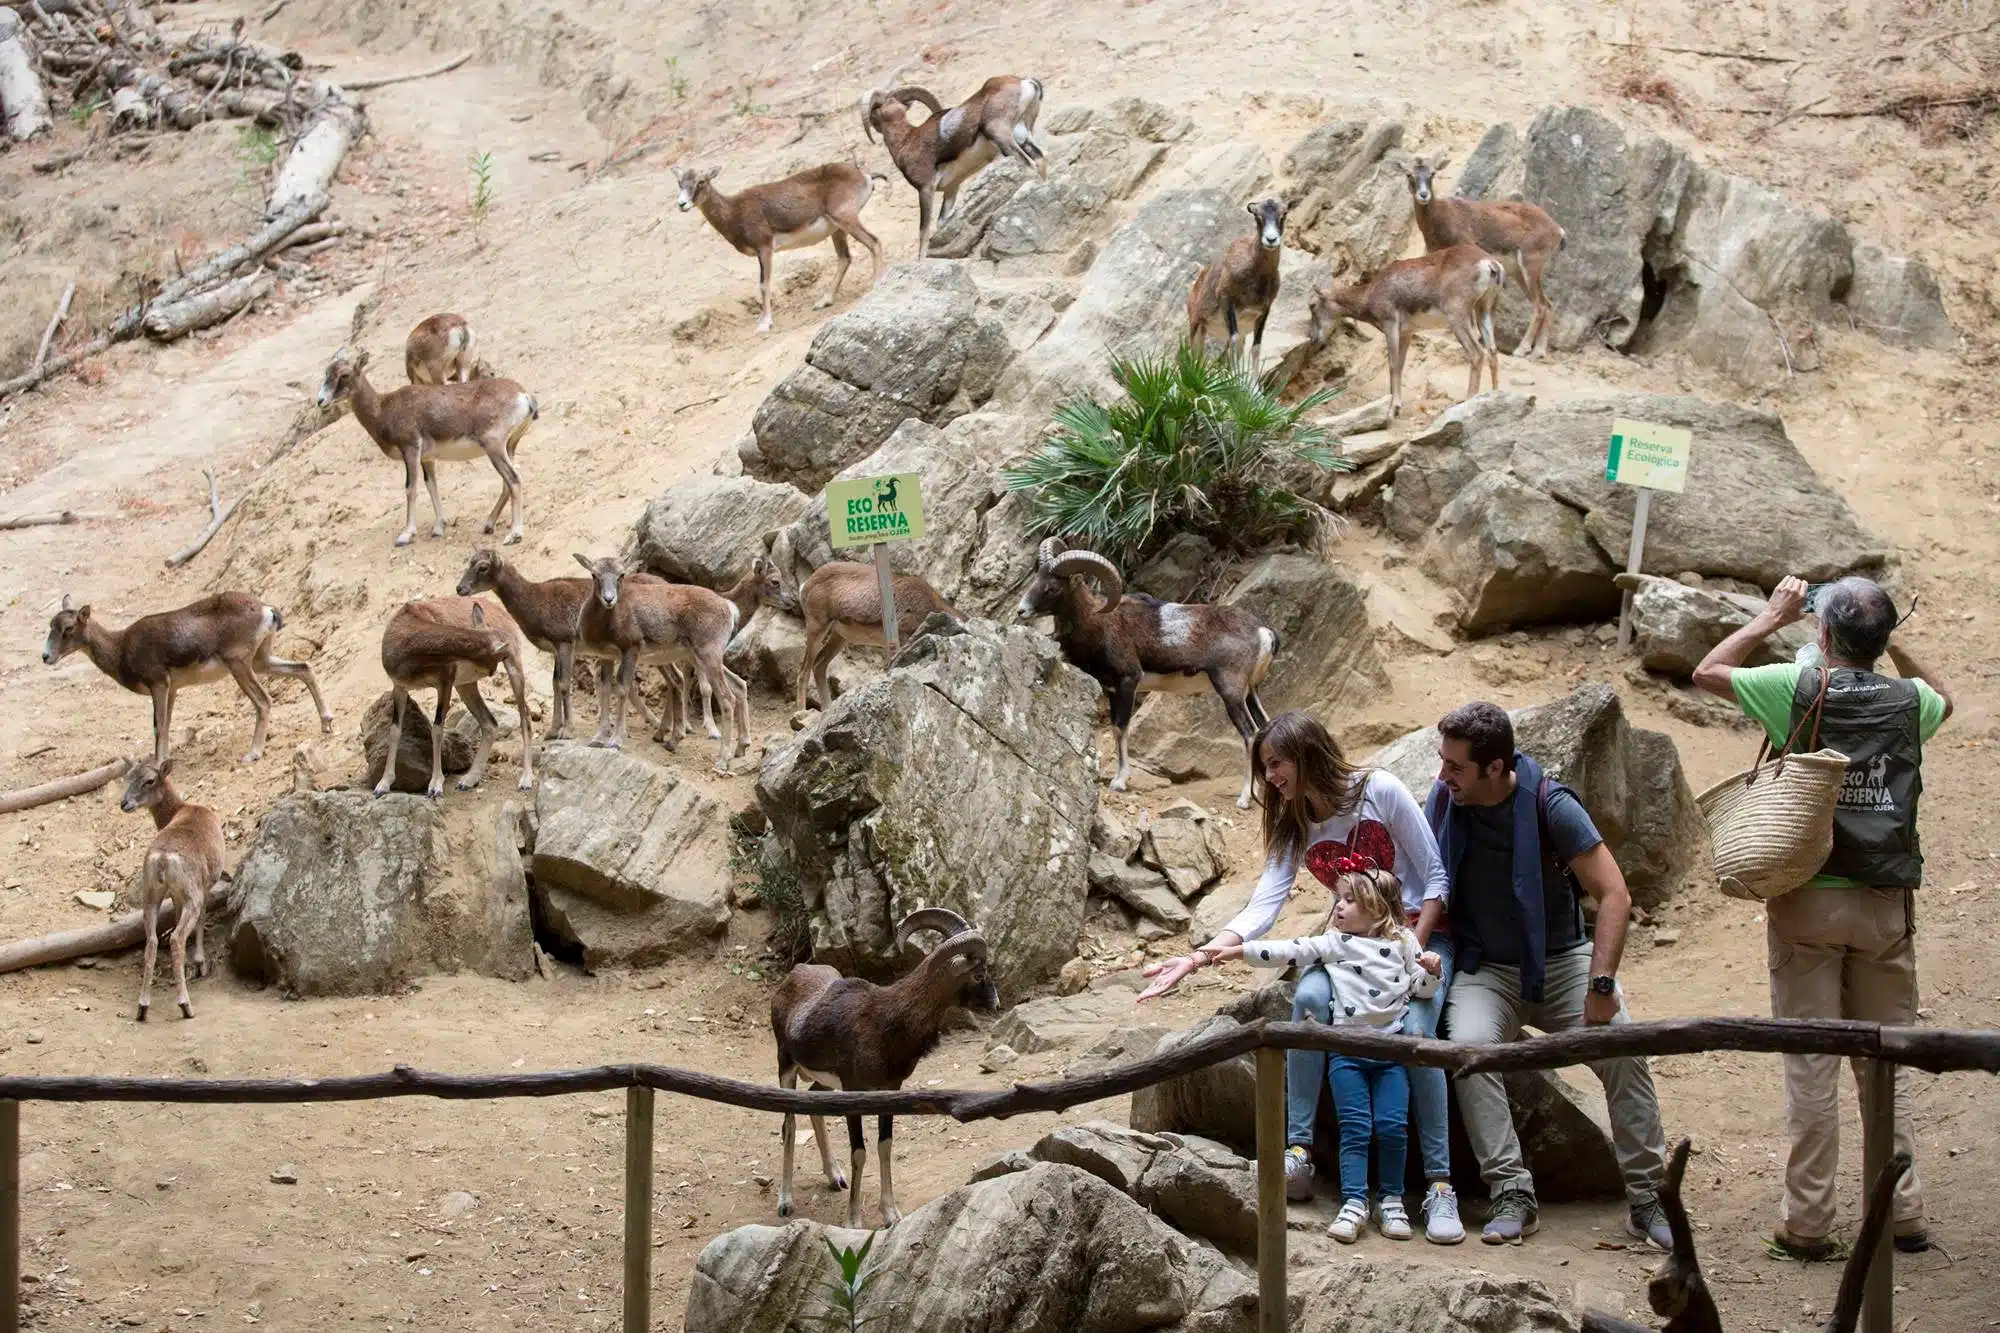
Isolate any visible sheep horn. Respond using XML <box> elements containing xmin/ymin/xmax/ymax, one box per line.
<box><xmin>860</xmin><ymin>89</ymin><xmax>879</xmax><ymax>143</ymax></box>
<box><xmin>941</xmin><ymin>931</ymin><xmax>988</xmax><ymax>965</ymax></box>
<box><xmin>1036</xmin><ymin>536</ymin><xmax>1066</xmax><ymax>572</ymax></box>
<box><xmin>1050</xmin><ymin>548</ymin><xmax>1124</xmax><ymax>611</ymax></box>
<box><xmin>896</xmin><ymin>907</ymin><xmax>974</xmax><ymax>953</ymax></box>
<box><xmin>890</xmin><ymin>86</ymin><xmax>947</xmax><ymax>117</ymax></box>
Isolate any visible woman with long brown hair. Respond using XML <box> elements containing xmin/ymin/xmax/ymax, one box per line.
<box><xmin>1137</xmin><ymin>710</ymin><xmax>1462</xmax><ymax>1243</ymax></box>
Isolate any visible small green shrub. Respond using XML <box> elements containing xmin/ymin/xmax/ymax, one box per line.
<box><xmin>469</xmin><ymin>150</ymin><xmax>496</xmax><ymax>225</ymax></box>
<box><xmin>1002</xmin><ymin>341</ymin><xmax>1348</xmax><ymax>568</ymax></box>
<box><xmin>808</xmin><ymin>1232</ymin><xmax>896</xmax><ymax>1332</ymax></box>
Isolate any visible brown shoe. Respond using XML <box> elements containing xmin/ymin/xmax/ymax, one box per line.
<box><xmin>1771</xmin><ymin>1228</ymin><xmax>1838</xmax><ymax>1262</ymax></box>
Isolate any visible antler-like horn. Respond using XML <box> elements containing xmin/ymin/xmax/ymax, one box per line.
<box><xmin>895</xmin><ymin>907</ymin><xmax>974</xmax><ymax>953</ymax></box>
<box><xmin>1036</xmin><ymin>536</ymin><xmax>1068</xmax><ymax>572</ymax></box>
<box><xmin>889</xmin><ymin>86</ymin><xmax>947</xmax><ymax>117</ymax></box>
<box><xmin>1050</xmin><ymin>548</ymin><xmax>1124</xmax><ymax>611</ymax></box>
<box><xmin>860</xmin><ymin>88</ymin><xmax>879</xmax><ymax>142</ymax></box>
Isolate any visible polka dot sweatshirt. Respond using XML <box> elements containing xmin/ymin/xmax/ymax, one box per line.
<box><xmin>1243</xmin><ymin>927</ymin><xmax>1440</xmax><ymax>1028</ymax></box>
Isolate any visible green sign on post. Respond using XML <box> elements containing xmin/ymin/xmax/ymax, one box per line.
<box><xmin>822</xmin><ymin>473</ymin><xmax>926</xmax><ymax>658</ymax></box>
<box><xmin>825</xmin><ymin>473</ymin><xmax>925</xmax><ymax>550</ymax></box>
<box><xmin>1606</xmin><ymin>418</ymin><xmax>1693</xmax><ymax>650</ymax></box>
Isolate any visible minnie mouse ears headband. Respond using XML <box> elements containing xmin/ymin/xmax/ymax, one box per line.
<box><xmin>1335</xmin><ymin>854</ymin><xmax>1377</xmax><ymax>875</ymax></box>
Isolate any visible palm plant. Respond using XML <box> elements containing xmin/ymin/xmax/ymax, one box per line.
<box><xmin>1002</xmin><ymin>341</ymin><xmax>1349</xmax><ymax>568</ymax></box>
<box><xmin>808</xmin><ymin>1232</ymin><xmax>895</xmax><ymax>1332</ymax></box>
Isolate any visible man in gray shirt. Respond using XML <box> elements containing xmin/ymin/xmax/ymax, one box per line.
<box><xmin>1425</xmin><ymin>702</ymin><xmax>1671</xmax><ymax>1248</ymax></box>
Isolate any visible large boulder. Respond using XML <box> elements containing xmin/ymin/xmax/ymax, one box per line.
<box><xmin>745</xmin><ymin>264</ymin><xmax>1020</xmax><ymax>489</ymax></box>
<box><xmin>1294</xmin><ymin>1259</ymin><xmax>1576</xmax><ymax>1333</ymax></box>
<box><xmin>1129</xmin><ymin>988</ymin><xmax>1291</xmax><ymax>1153</ymax></box>
<box><xmin>995</xmin><ymin>189</ymin><xmax>1246</xmax><ymax>409</ymax></box>
<box><xmin>361</xmin><ymin>691</ymin><xmax>477</xmax><ymax>793</ymax></box>
<box><xmin>528</xmin><ymin>740</ymin><xmax>732</xmax><ymax>928</ymax></box>
<box><xmin>930</xmin><ymin>108</ymin><xmax>1172</xmax><ymax>260</ymax></box>
<box><xmin>1135</xmin><ymin>553</ymin><xmax>1387</xmax><ymax>782</ymax></box>
<box><xmin>632</xmin><ymin>473</ymin><xmax>812</xmax><ymax>590</ymax></box>
<box><xmin>229</xmin><ymin>794</ymin><xmax>533</xmax><ymax>995</ymax></box>
<box><xmin>977</xmin><ymin>1123</ymin><xmax>1260</xmax><ymax>1255</ymax></box>
<box><xmin>1281</xmin><ymin>118</ymin><xmax>1412</xmax><ymax>276</ymax></box>
<box><xmin>685</xmin><ymin>1164</ymin><xmax>1255</xmax><ymax>1333</ymax></box>
<box><xmin>756</xmin><ymin>622</ymin><xmax>1099</xmax><ymax>999</ymax></box>
<box><xmin>1619</xmin><ymin>572</ymin><xmax>1813</xmax><ymax>676</ymax></box>
<box><xmin>1372</xmin><ymin>682</ymin><xmax>1707</xmax><ymax>910</ymax></box>
<box><xmin>990</xmin><ymin>987</ymin><xmax>1155</xmax><ymax>1054</ymax></box>
<box><xmin>1459</xmin><ymin>105</ymin><xmax>1955</xmax><ymax>371</ymax></box>
<box><xmin>1385</xmin><ymin>391</ymin><xmax>1891</xmax><ymax>631</ymax></box>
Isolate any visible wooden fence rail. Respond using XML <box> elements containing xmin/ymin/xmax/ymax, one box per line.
<box><xmin>3</xmin><ymin>1016</ymin><xmax>1997</xmax><ymax>1333</ymax></box>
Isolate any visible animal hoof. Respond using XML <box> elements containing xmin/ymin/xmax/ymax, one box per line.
<box><xmin>456</xmin><ymin>778</ymin><xmax>478</xmax><ymax>792</ymax></box>
<box><xmin>813</xmin><ymin>296</ymin><xmax>833</xmax><ymax>311</ymax></box>
<box><xmin>371</xmin><ymin>785</ymin><xmax>392</xmax><ymax>798</ymax></box>
<box><xmin>505</xmin><ymin>530</ymin><xmax>523</xmax><ymax>546</ymax></box>
<box><xmin>517</xmin><ymin>774</ymin><xmax>535</xmax><ymax>791</ymax></box>
<box><xmin>777</xmin><ymin>1199</ymin><xmax>794</xmax><ymax>1218</ymax></box>
<box><xmin>483</xmin><ymin>520</ymin><xmax>496</xmax><ymax>534</ymax></box>
<box><xmin>427</xmin><ymin>783</ymin><xmax>446</xmax><ymax>800</ymax></box>
<box><xmin>136</xmin><ymin>1005</ymin><xmax>148</xmax><ymax>1022</ymax></box>
<box><xmin>756</xmin><ymin>320</ymin><xmax>774</xmax><ymax>334</ymax></box>
<box><xmin>395</xmin><ymin>533</ymin><xmax>415</xmax><ymax>548</ymax></box>
<box><xmin>178</xmin><ymin>1002</ymin><xmax>192</xmax><ymax>1019</ymax></box>
<box><xmin>831</xmin><ymin>1173</ymin><xmax>849</xmax><ymax>1191</ymax></box>
<box><xmin>241</xmin><ymin>750</ymin><xmax>262</xmax><ymax>765</ymax></box>
<box><xmin>320</xmin><ymin>716</ymin><xmax>335</xmax><ymax>735</ymax></box>
<box><xmin>882</xmin><ymin>1209</ymin><xmax>902</xmax><ymax>1227</ymax></box>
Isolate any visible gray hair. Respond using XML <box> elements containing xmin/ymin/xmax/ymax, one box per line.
<box><xmin>1819</xmin><ymin>576</ymin><xmax>1896</xmax><ymax>664</ymax></box>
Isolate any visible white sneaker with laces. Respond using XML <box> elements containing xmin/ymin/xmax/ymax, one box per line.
<box><xmin>1283</xmin><ymin>1146</ymin><xmax>1315</xmax><ymax>1202</ymax></box>
<box><xmin>1377</xmin><ymin>1196</ymin><xmax>1413</xmax><ymax>1240</ymax></box>
<box><xmin>1327</xmin><ymin>1198</ymin><xmax>1368</xmax><ymax>1244</ymax></box>
<box><xmin>1423</xmin><ymin>1181</ymin><xmax>1466</xmax><ymax>1245</ymax></box>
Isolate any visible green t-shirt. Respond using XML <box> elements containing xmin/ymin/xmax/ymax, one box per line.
<box><xmin>1729</xmin><ymin>663</ymin><xmax>1947</xmax><ymax>888</ymax></box>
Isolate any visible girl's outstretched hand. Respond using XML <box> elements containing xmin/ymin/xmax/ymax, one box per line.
<box><xmin>1137</xmin><ymin>954</ymin><xmax>1199</xmax><ymax>1002</ymax></box>
<box><xmin>1417</xmin><ymin>951</ymin><xmax>1442</xmax><ymax>977</ymax></box>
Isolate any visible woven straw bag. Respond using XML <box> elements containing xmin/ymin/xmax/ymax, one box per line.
<box><xmin>1696</xmin><ymin>669</ymin><xmax>1849</xmax><ymax>901</ymax></box>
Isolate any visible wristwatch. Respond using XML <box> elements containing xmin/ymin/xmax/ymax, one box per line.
<box><xmin>1589</xmin><ymin>974</ymin><xmax>1618</xmax><ymax>997</ymax></box>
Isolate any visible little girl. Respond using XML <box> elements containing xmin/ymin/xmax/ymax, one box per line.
<box><xmin>1211</xmin><ymin>856</ymin><xmax>1441</xmax><ymax>1243</ymax></box>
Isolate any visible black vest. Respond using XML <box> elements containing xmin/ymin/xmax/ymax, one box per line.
<box><xmin>1789</xmin><ymin>667</ymin><xmax>1924</xmax><ymax>887</ymax></box>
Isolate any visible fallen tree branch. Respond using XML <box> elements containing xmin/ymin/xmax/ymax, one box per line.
<box><xmin>32</xmin><ymin>278</ymin><xmax>76</xmax><ymax>378</ymax></box>
<box><xmin>0</xmin><ymin>900</ymin><xmax>175</xmax><ymax>975</ymax></box>
<box><xmin>267</xmin><ymin>88</ymin><xmax>360</xmax><ymax>216</ymax></box>
<box><xmin>31</xmin><ymin>144</ymin><xmax>89</xmax><ymax>171</ymax></box>
<box><xmin>341</xmin><ymin>50</ymin><xmax>469</xmax><ymax>91</ymax></box>
<box><xmin>0</xmin><ymin>508</ymin><xmax>88</xmax><ymax>530</ymax></box>
<box><xmin>143</xmin><ymin>268</ymin><xmax>274</xmax><ymax>341</ymax></box>
<box><xmin>162</xmin><ymin>467</ymin><xmax>244</xmax><ymax>568</ymax></box>
<box><xmin>1607</xmin><ymin>38</ymin><xmax>1802</xmax><ymax>63</ymax></box>
<box><xmin>0</xmin><ymin>756</ymin><xmax>129</xmax><ymax>815</ymax></box>
<box><xmin>0</xmin><ymin>190</ymin><xmax>325</xmax><ymax>400</ymax></box>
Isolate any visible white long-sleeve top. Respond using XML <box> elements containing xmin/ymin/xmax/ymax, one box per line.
<box><xmin>1242</xmin><ymin>926</ymin><xmax>1439</xmax><ymax>1028</ymax></box>
<box><xmin>1216</xmin><ymin>768</ymin><xmax>1448</xmax><ymax>944</ymax></box>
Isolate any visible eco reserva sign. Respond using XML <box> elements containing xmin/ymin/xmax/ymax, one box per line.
<box><xmin>825</xmin><ymin>474</ymin><xmax>925</xmax><ymax>550</ymax></box>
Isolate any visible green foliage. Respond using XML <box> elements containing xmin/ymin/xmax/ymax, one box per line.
<box><xmin>807</xmin><ymin>1232</ymin><xmax>896</xmax><ymax>1332</ymax></box>
<box><xmin>71</xmin><ymin>96</ymin><xmax>107</xmax><ymax>128</ymax></box>
<box><xmin>728</xmin><ymin>827</ymin><xmax>811</xmax><ymax>965</ymax></box>
<box><xmin>732</xmin><ymin>84</ymin><xmax>769</xmax><ymax>118</ymax></box>
<box><xmin>1002</xmin><ymin>341</ymin><xmax>1349</xmax><ymax>568</ymax></box>
<box><xmin>665</xmin><ymin>56</ymin><xmax>690</xmax><ymax>101</ymax></box>
<box><xmin>469</xmin><ymin>150</ymin><xmax>497</xmax><ymax>225</ymax></box>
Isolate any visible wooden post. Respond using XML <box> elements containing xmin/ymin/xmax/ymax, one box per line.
<box><xmin>1616</xmin><ymin>488</ymin><xmax>1652</xmax><ymax>651</ymax></box>
<box><xmin>3</xmin><ymin>1100</ymin><xmax>19</xmax><ymax>1333</ymax></box>
<box><xmin>1254</xmin><ymin>1047</ymin><xmax>1286</xmax><ymax>1333</ymax></box>
<box><xmin>873</xmin><ymin>543</ymin><xmax>899</xmax><ymax>653</ymax></box>
<box><xmin>623</xmin><ymin>1086</ymin><xmax>655</xmax><ymax>1333</ymax></box>
<box><xmin>1860</xmin><ymin>1059</ymin><xmax>1895</xmax><ymax>1333</ymax></box>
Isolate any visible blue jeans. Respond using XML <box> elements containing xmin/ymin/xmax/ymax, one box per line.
<box><xmin>1287</xmin><ymin>935</ymin><xmax>1455</xmax><ymax>1182</ymax></box>
<box><xmin>1328</xmin><ymin>1055</ymin><xmax>1408</xmax><ymax>1203</ymax></box>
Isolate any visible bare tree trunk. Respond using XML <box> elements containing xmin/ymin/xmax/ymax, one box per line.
<box><xmin>0</xmin><ymin>8</ymin><xmax>53</xmax><ymax>140</ymax></box>
<box><xmin>268</xmin><ymin>89</ymin><xmax>362</xmax><ymax>216</ymax></box>
<box><xmin>0</xmin><ymin>757</ymin><xmax>129</xmax><ymax>814</ymax></box>
<box><xmin>143</xmin><ymin>269</ymin><xmax>274</xmax><ymax>341</ymax></box>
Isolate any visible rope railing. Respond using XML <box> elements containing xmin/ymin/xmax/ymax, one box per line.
<box><xmin>2</xmin><ymin>1016</ymin><xmax>1996</xmax><ymax>1333</ymax></box>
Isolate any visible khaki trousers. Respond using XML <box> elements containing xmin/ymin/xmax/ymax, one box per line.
<box><xmin>1766</xmin><ymin>885</ymin><xmax>1925</xmax><ymax>1240</ymax></box>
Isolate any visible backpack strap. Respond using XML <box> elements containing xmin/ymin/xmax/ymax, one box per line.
<box><xmin>1534</xmin><ymin>776</ymin><xmax>1571</xmax><ymax>871</ymax></box>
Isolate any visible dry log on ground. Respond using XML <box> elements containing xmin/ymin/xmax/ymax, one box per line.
<box><xmin>0</xmin><ymin>903</ymin><xmax>176</xmax><ymax>974</ymax></box>
<box><xmin>268</xmin><ymin>88</ymin><xmax>362</xmax><ymax>216</ymax></box>
<box><xmin>142</xmin><ymin>267</ymin><xmax>274</xmax><ymax>341</ymax></box>
<box><xmin>0</xmin><ymin>757</ymin><xmax>129</xmax><ymax>815</ymax></box>
<box><xmin>341</xmin><ymin>51</ymin><xmax>470</xmax><ymax>91</ymax></box>
<box><xmin>0</xmin><ymin>191</ymin><xmax>325</xmax><ymax>400</ymax></box>
<box><xmin>0</xmin><ymin>508</ymin><xmax>88</xmax><ymax>529</ymax></box>
<box><xmin>0</xmin><ymin>7</ymin><xmax>54</xmax><ymax>140</ymax></box>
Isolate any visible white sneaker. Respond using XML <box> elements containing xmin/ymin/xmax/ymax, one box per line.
<box><xmin>1283</xmin><ymin>1145</ymin><xmax>1315</xmax><ymax>1202</ymax></box>
<box><xmin>1377</xmin><ymin>1196</ymin><xmax>1413</xmax><ymax>1240</ymax></box>
<box><xmin>1423</xmin><ymin>1181</ymin><xmax>1466</xmax><ymax>1245</ymax></box>
<box><xmin>1328</xmin><ymin>1198</ymin><xmax>1368</xmax><ymax>1244</ymax></box>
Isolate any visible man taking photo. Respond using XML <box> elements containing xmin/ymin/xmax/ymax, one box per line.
<box><xmin>1694</xmin><ymin>575</ymin><xmax>1952</xmax><ymax>1259</ymax></box>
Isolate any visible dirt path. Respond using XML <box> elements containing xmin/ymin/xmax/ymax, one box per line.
<box><xmin>2</xmin><ymin>0</ymin><xmax>1995</xmax><ymax>1329</ymax></box>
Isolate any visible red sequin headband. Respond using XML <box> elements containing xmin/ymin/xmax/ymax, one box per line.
<box><xmin>1335</xmin><ymin>855</ymin><xmax>1377</xmax><ymax>875</ymax></box>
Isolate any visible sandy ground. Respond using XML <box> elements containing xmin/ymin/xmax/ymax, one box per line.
<box><xmin>2</xmin><ymin>0</ymin><xmax>1997</xmax><ymax>1328</ymax></box>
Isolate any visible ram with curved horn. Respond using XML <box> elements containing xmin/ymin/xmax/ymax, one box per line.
<box><xmin>1017</xmin><ymin>538</ymin><xmax>1278</xmax><ymax>809</ymax></box>
<box><xmin>770</xmin><ymin>906</ymin><xmax>997</xmax><ymax>1227</ymax></box>
<box><xmin>861</xmin><ymin>74</ymin><xmax>1047</xmax><ymax>259</ymax></box>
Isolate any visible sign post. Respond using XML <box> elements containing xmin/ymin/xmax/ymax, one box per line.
<box><xmin>823</xmin><ymin>473</ymin><xmax>926</xmax><ymax>654</ymax></box>
<box><xmin>1604</xmin><ymin>417</ymin><xmax>1692</xmax><ymax>650</ymax></box>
